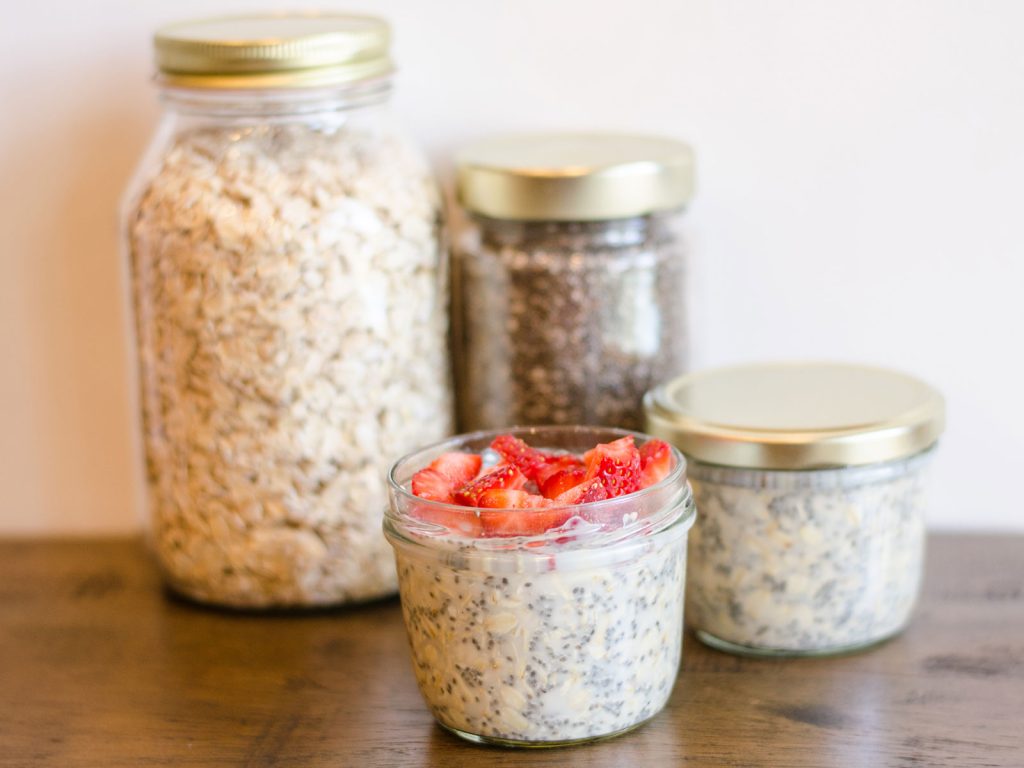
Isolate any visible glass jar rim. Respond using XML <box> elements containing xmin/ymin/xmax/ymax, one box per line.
<box><xmin>688</xmin><ymin>443</ymin><xmax>937</xmax><ymax>490</ymax></box>
<box><xmin>385</xmin><ymin>425</ymin><xmax>694</xmax><ymax>556</ymax></box>
<box><xmin>153</xmin><ymin>78</ymin><xmax>392</xmax><ymax>117</ymax></box>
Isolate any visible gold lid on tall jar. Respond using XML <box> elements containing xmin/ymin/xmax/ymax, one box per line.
<box><xmin>644</xmin><ymin>362</ymin><xmax>946</xmax><ymax>470</ymax></box>
<box><xmin>154</xmin><ymin>13</ymin><xmax>392</xmax><ymax>89</ymax></box>
<box><xmin>456</xmin><ymin>133</ymin><xmax>695</xmax><ymax>221</ymax></box>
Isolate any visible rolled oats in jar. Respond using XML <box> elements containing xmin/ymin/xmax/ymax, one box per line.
<box><xmin>121</xmin><ymin>13</ymin><xmax>452</xmax><ymax>607</ymax></box>
<box><xmin>453</xmin><ymin>134</ymin><xmax>695</xmax><ymax>432</ymax></box>
<box><xmin>645</xmin><ymin>362</ymin><xmax>946</xmax><ymax>656</ymax></box>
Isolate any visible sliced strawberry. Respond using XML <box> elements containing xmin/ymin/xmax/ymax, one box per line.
<box><xmin>475</xmin><ymin>488</ymin><xmax>553</xmax><ymax>509</ymax></box>
<box><xmin>540</xmin><ymin>466</ymin><xmax>587</xmax><ymax>499</ymax></box>
<box><xmin>431</xmin><ymin>452</ymin><xmax>482</xmax><ymax>487</ymax></box>
<box><xmin>535</xmin><ymin>454</ymin><xmax>584</xmax><ymax>486</ymax></box>
<box><xmin>583</xmin><ymin>436</ymin><xmax>641</xmax><ymax>498</ymax></box>
<box><xmin>481</xmin><ymin>509</ymin><xmax>575</xmax><ymax>537</ymax></box>
<box><xmin>554</xmin><ymin>477</ymin><xmax>609</xmax><ymax>505</ymax></box>
<box><xmin>639</xmin><ymin>439</ymin><xmax>673</xmax><ymax>488</ymax></box>
<box><xmin>411</xmin><ymin>468</ymin><xmax>456</xmax><ymax>503</ymax></box>
<box><xmin>453</xmin><ymin>464</ymin><xmax>527</xmax><ymax>506</ymax></box>
<box><xmin>490</xmin><ymin>435</ymin><xmax>556</xmax><ymax>480</ymax></box>
<box><xmin>477</xmin><ymin>490</ymin><xmax>572</xmax><ymax>536</ymax></box>
<box><xmin>410</xmin><ymin>503</ymin><xmax>483</xmax><ymax>536</ymax></box>
<box><xmin>410</xmin><ymin>452</ymin><xmax>484</xmax><ymax>503</ymax></box>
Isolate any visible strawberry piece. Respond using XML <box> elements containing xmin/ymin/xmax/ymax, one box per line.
<box><xmin>490</xmin><ymin>435</ymin><xmax>555</xmax><ymax>480</ymax></box>
<box><xmin>639</xmin><ymin>440</ymin><xmax>673</xmax><ymax>488</ymax></box>
<box><xmin>431</xmin><ymin>452</ymin><xmax>482</xmax><ymax>487</ymax></box>
<box><xmin>411</xmin><ymin>468</ymin><xmax>456</xmax><ymax>503</ymax></box>
<box><xmin>410</xmin><ymin>452</ymin><xmax>483</xmax><ymax>503</ymax></box>
<box><xmin>554</xmin><ymin>477</ymin><xmax>609</xmax><ymax>505</ymax></box>
<box><xmin>453</xmin><ymin>464</ymin><xmax>527</xmax><ymax>507</ymax></box>
<box><xmin>477</xmin><ymin>490</ymin><xmax>572</xmax><ymax>537</ymax></box>
<box><xmin>535</xmin><ymin>454</ymin><xmax>584</xmax><ymax>486</ymax></box>
<box><xmin>481</xmin><ymin>509</ymin><xmax>575</xmax><ymax>537</ymax></box>
<box><xmin>540</xmin><ymin>466</ymin><xmax>587</xmax><ymax>499</ymax></box>
<box><xmin>410</xmin><ymin>504</ymin><xmax>483</xmax><ymax>536</ymax></box>
<box><xmin>475</xmin><ymin>488</ymin><xmax>553</xmax><ymax>509</ymax></box>
<box><xmin>583</xmin><ymin>436</ymin><xmax>641</xmax><ymax>498</ymax></box>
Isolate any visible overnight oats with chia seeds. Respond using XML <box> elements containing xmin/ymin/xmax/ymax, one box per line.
<box><xmin>645</xmin><ymin>361</ymin><xmax>946</xmax><ymax>656</ymax></box>
<box><xmin>384</xmin><ymin>426</ymin><xmax>696</xmax><ymax>746</ymax></box>
<box><xmin>686</xmin><ymin>453</ymin><xmax>931</xmax><ymax>654</ymax></box>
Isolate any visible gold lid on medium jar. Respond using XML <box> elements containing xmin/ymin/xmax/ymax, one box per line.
<box><xmin>456</xmin><ymin>133</ymin><xmax>695</xmax><ymax>221</ymax></box>
<box><xmin>644</xmin><ymin>362</ymin><xmax>946</xmax><ymax>470</ymax></box>
<box><xmin>154</xmin><ymin>13</ymin><xmax>392</xmax><ymax>89</ymax></box>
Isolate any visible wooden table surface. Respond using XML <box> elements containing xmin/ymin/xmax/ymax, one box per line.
<box><xmin>1</xmin><ymin>534</ymin><xmax>1022</xmax><ymax>767</ymax></box>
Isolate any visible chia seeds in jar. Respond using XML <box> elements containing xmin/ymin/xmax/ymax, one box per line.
<box><xmin>644</xmin><ymin>362</ymin><xmax>945</xmax><ymax>656</ymax></box>
<box><xmin>453</xmin><ymin>134</ymin><xmax>695</xmax><ymax>432</ymax></box>
<box><xmin>384</xmin><ymin>426</ymin><xmax>696</xmax><ymax>747</ymax></box>
<box><xmin>121</xmin><ymin>14</ymin><xmax>452</xmax><ymax>608</ymax></box>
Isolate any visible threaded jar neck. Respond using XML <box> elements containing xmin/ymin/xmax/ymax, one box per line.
<box><xmin>156</xmin><ymin>78</ymin><xmax>392</xmax><ymax>119</ymax></box>
<box><xmin>471</xmin><ymin>212</ymin><xmax>680</xmax><ymax>251</ymax></box>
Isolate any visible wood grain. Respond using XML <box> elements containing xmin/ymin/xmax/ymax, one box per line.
<box><xmin>0</xmin><ymin>535</ymin><xmax>1021</xmax><ymax>767</ymax></box>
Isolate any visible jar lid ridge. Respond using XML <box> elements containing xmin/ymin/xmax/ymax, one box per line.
<box><xmin>456</xmin><ymin>133</ymin><xmax>695</xmax><ymax>221</ymax></box>
<box><xmin>644</xmin><ymin>361</ymin><xmax>946</xmax><ymax>469</ymax></box>
<box><xmin>154</xmin><ymin>13</ymin><xmax>392</xmax><ymax>89</ymax></box>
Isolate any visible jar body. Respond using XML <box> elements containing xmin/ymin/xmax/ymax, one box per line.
<box><xmin>384</xmin><ymin>426</ymin><xmax>695</xmax><ymax>746</ymax></box>
<box><xmin>122</xmin><ymin>84</ymin><xmax>452</xmax><ymax>607</ymax></box>
<box><xmin>453</xmin><ymin>214</ymin><xmax>688</xmax><ymax>432</ymax></box>
<box><xmin>686</xmin><ymin>450</ymin><xmax>933</xmax><ymax>655</ymax></box>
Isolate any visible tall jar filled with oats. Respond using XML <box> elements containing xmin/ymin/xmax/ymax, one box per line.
<box><xmin>121</xmin><ymin>13</ymin><xmax>452</xmax><ymax>608</ymax></box>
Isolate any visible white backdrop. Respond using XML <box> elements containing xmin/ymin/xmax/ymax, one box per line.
<box><xmin>1</xmin><ymin>0</ymin><xmax>1022</xmax><ymax>533</ymax></box>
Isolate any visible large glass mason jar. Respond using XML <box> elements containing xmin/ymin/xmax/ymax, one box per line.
<box><xmin>121</xmin><ymin>14</ymin><xmax>453</xmax><ymax>607</ymax></box>
<box><xmin>452</xmin><ymin>134</ymin><xmax>694</xmax><ymax>432</ymax></box>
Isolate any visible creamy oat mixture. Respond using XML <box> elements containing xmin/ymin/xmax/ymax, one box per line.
<box><xmin>126</xmin><ymin>121</ymin><xmax>451</xmax><ymax>607</ymax></box>
<box><xmin>687</xmin><ymin>455</ymin><xmax>930</xmax><ymax>653</ymax></box>
<box><xmin>392</xmin><ymin>532</ymin><xmax>687</xmax><ymax>743</ymax></box>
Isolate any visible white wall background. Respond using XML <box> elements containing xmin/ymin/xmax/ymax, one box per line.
<box><xmin>1</xmin><ymin>0</ymin><xmax>1022</xmax><ymax>534</ymax></box>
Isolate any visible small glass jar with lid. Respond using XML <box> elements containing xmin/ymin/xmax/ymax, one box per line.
<box><xmin>452</xmin><ymin>134</ymin><xmax>695</xmax><ymax>432</ymax></box>
<box><xmin>644</xmin><ymin>362</ymin><xmax>946</xmax><ymax>656</ymax></box>
<box><xmin>121</xmin><ymin>13</ymin><xmax>452</xmax><ymax>608</ymax></box>
<box><xmin>384</xmin><ymin>425</ymin><xmax>696</xmax><ymax>746</ymax></box>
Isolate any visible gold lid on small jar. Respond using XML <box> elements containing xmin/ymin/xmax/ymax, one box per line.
<box><xmin>456</xmin><ymin>133</ymin><xmax>695</xmax><ymax>221</ymax></box>
<box><xmin>154</xmin><ymin>13</ymin><xmax>392</xmax><ymax>89</ymax></box>
<box><xmin>644</xmin><ymin>362</ymin><xmax>945</xmax><ymax>470</ymax></box>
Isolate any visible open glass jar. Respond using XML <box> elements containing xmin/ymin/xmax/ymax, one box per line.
<box><xmin>121</xmin><ymin>14</ymin><xmax>452</xmax><ymax>607</ymax></box>
<box><xmin>645</xmin><ymin>362</ymin><xmax>945</xmax><ymax>656</ymax></box>
<box><xmin>452</xmin><ymin>134</ymin><xmax>694</xmax><ymax>432</ymax></box>
<box><xmin>384</xmin><ymin>426</ymin><xmax>696</xmax><ymax>747</ymax></box>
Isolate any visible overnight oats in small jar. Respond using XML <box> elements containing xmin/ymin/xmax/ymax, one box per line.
<box><xmin>384</xmin><ymin>426</ymin><xmax>695</xmax><ymax>746</ymax></box>
<box><xmin>645</xmin><ymin>362</ymin><xmax>946</xmax><ymax>657</ymax></box>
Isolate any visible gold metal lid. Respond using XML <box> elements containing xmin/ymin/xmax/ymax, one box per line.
<box><xmin>456</xmin><ymin>133</ymin><xmax>695</xmax><ymax>221</ymax></box>
<box><xmin>154</xmin><ymin>13</ymin><xmax>392</xmax><ymax>89</ymax></box>
<box><xmin>644</xmin><ymin>362</ymin><xmax>945</xmax><ymax>470</ymax></box>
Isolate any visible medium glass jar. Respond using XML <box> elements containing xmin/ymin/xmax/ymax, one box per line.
<box><xmin>452</xmin><ymin>134</ymin><xmax>694</xmax><ymax>432</ymax></box>
<box><xmin>121</xmin><ymin>14</ymin><xmax>452</xmax><ymax>607</ymax></box>
<box><xmin>384</xmin><ymin>426</ymin><xmax>696</xmax><ymax>747</ymax></box>
<box><xmin>645</xmin><ymin>362</ymin><xmax>945</xmax><ymax>656</ymax></box>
